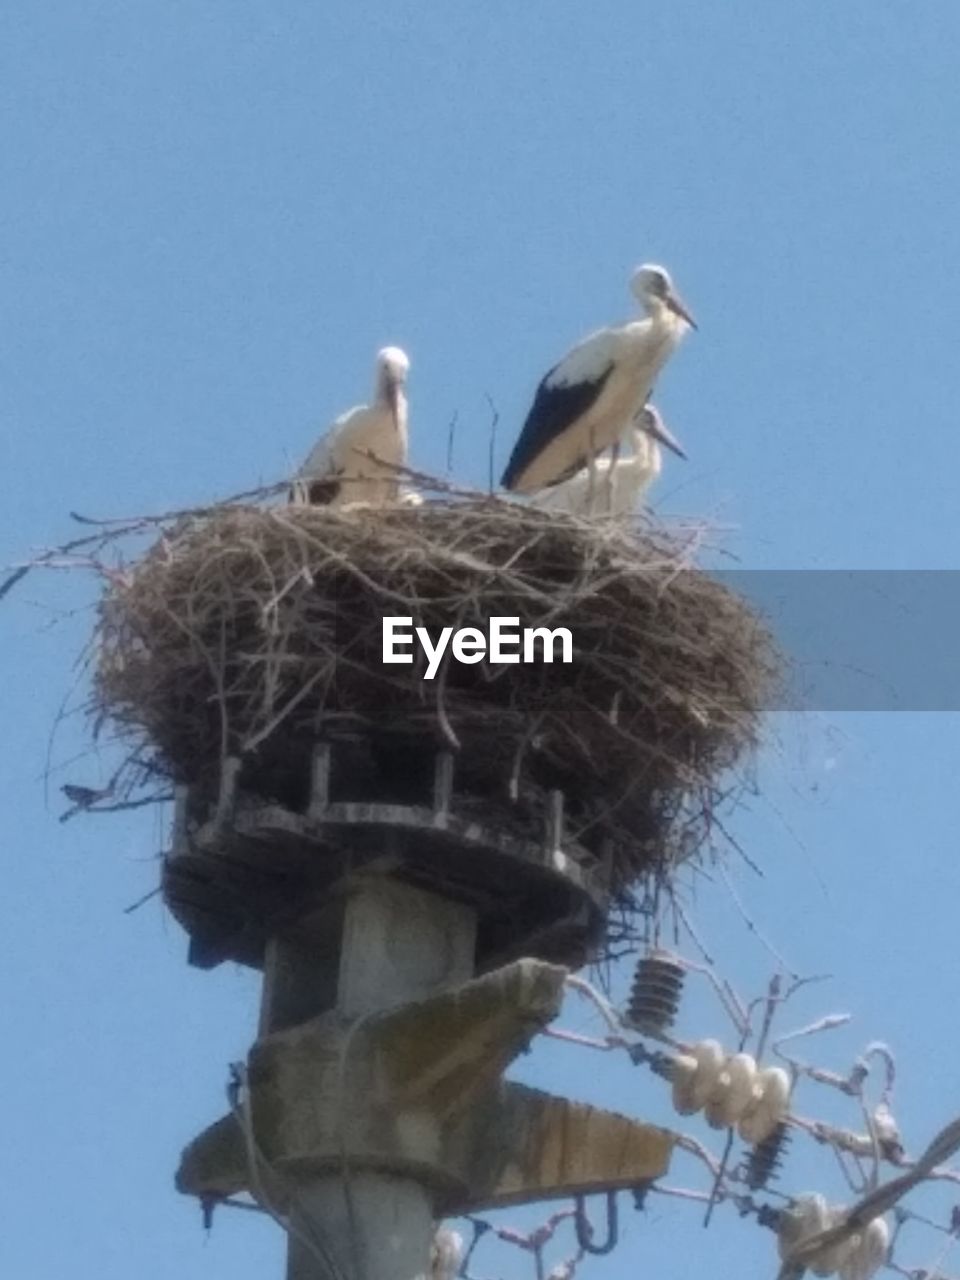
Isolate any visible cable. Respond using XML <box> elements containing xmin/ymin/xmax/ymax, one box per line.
<box><xmin>333</xmin><ymin>1013</ymin><xmax>376</xmax><ymax>1280</ymax></box>
<box><xmin>230</xmin><ymin>1061</ymin><xmax>349</xmax><ymax>1280</ymax></box>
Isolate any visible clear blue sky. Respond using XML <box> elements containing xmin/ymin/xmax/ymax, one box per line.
<box><xmin>4</xmin><ymin>3</ymin><xmax>960</xmax><ymax>1277</ymax></box>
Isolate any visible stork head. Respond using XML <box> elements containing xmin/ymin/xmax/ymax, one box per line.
<box><xmin>376</xmin><ymin>346</ymin><xmax>411</xmax><ymax>385</ymax></box>
<box><xmin>630</xmin><ymin>264</ymin><xmax>698</xmax><ymax>330</ymax></box>
<box><xmin>635</xmin><ymin>404</ymin><xmax>687</xmax><ymax>459</ymax></box>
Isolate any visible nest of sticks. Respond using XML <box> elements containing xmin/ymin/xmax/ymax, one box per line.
<box><xmin>92</xmin><ymin>495</ymin><xmax>779</xmax><ymax>900</ymax></box>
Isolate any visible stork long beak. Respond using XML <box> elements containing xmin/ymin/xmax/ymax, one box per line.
<box><xmin>643</xmin><ymin>413</ymin><xmax>687</xmax><ymax>459</ymax></box>
<box><xmin>385</xmin><ymin>377</ymin><xmax>402</xmax><ymax>428</ymax></box>
<box><xmin>666</xmin><ymin>288</ymin><xmax>698</xmax><ymax>331</ymax></box>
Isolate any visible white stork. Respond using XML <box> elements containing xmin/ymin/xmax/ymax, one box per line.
<box><xmin>291</xmin><ymin>346</ymin><xmax>410</xmax><ymax>507</ymax></box>
<box><xmin>501</xmin><ymin>265</ymin><xmax>695</xmax><ymax>494</ymax></box>
<box><xmin>531</xmin><ymin>404</ymin><xmax>685</xmax><ymax>516</ymax></box>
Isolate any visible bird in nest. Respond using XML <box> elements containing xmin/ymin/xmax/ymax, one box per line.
<box><xmin>530</xmin><ymin>403</ymin><xmax>685</xmax><ymax>516</ymax></box>
<box><xmin>291</xmin><ymin>345</ymin><xmax>412</xmax><ymax>507</ymax></box>
<box><xmin>500</xmin><ymin>264</ymin><xmax>695</xmax><ymax>496</ymax></box>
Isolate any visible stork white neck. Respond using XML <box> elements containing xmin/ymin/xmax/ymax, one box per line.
<box><xmin>643</xmin><ymin>294</ymin><xmax>688</xmax><ymax>334</ymax></box>
<box><xmin>372</xmin><ymin>348</ymin><xmax>410</xmax><ymax>446</ymax></box>
<box><xmin>374</xmin><ymin>370</ymin><xmax>408</xmax><ymax>462</ymax></box>
<box><xmin>631</xmin><ymin>425</ymin><xmax>663</xmax><ymax>477</ymax></box>
<box><xmin>375</xmin><ymin>365</ymin><xmax>397</xmax><ymax>404</ymax></box>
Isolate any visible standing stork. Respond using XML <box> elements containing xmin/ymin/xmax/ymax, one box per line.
<box><xmin>531</xmin><ymin>404</ymin><xmax>685</xmax><ymax>516</ymax></box>
<box><xmin>291</xmin><ymin>346</ymin><xmax>410</xmax><ymax>507</ymax></box>
<box><xmin>500</xmin><ymin>265</ymin><xmax>695</xmax><ymax>494</ymax></box>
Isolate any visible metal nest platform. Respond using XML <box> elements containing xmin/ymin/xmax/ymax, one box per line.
<box><xmin>164</xmin><ymin>741</ymin><xmax>609</xmax><ymax>972</ymax></box>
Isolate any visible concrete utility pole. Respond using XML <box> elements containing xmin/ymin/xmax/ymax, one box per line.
<box><xmin>274</xmin><ymin>878</ymin><xmax>475</xmax><ymax>1280</ymax></box>
<box><xmin>168</xmin><ymin>745</ymin><xmax>675</xmax><ymax>1280</ymax></box>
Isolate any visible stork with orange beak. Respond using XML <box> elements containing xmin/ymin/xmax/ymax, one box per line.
<box><xmin>292</xmin><ymin>346</ymin><xmax>410</xmax><ymax>507</ymax></box>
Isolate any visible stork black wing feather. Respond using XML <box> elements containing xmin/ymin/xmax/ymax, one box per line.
<box><xmin>307</xmin><ymin>478</ymin><xmax>342</xmax><ymax>505</ymax></box>
<box><xmin>500</xmin><ymin>363</ymin><xmax>615</xmax><ymax>490</ymax></box>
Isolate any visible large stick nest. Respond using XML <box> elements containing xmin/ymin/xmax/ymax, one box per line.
<box><xmin>94</xmin><ymin>497</ymin><xmax>780</xmax><ymax>895</ymax></box>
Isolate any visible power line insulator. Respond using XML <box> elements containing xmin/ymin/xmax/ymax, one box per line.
<box><xmin>625</xmin><ymin>951</ymin><xmax>685</xmax><ymax>1035</ymax></box>
<box><xmin>745</xmin><ymin>1122</ymin><xmax>791</xmax><ymax>1189</ymax></box>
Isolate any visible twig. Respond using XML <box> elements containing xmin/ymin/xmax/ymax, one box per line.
<box><xmin>123</xmin><ymin>884</ymin><xmax>163</xmax><ymax>915</ymax></box>
<box><xmin>704</xmin><ymin>1130</ymin><xmax>736</xmax><ymax>1227</ymax></box>
<box><xmin>446</xmin><ymin>411</ymin><xmax>459</xmax><ymax>476</ymax></box>
<box><xmin>485</xmin><ymin>393</ymin><xmax>500</xmax><ymax>494</ymax></box>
